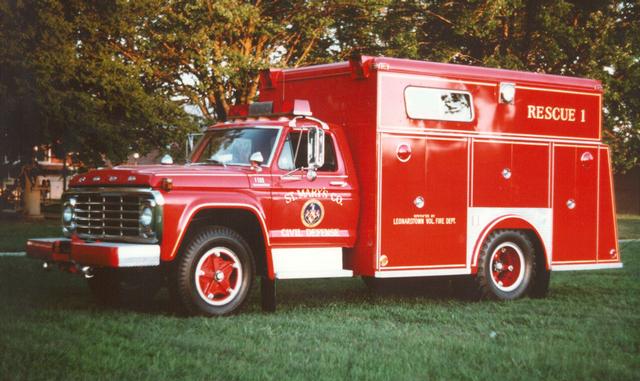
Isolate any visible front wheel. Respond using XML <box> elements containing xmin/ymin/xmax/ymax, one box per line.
<box><xmin>475</xmin><ymin>230</ymin><xmax>535</xmax><ymax>300</ymax></box>
<box><xmin>172</xmin><ymin>226</ymin><xmax>254</xmax><ymax>316</ymax></box>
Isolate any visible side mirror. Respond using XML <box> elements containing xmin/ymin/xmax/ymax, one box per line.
<box><xmin>306</xmin><ymin>169</ymin><xmax>317</xmax><ymax>181</ymax></box>
<box><xmin>307</xmin><ymin>126</ymin><xmax>325</xmax><ymax>170</ymax></box>
<box><xmin>160</xmin><ymin>154</ymin><xmax>174</xmax><ymax>165</ymax></box>
<box><xmin>249</xmin><ymin>151</ymin><xmax>264</xmax><ymax>172</ymax></box>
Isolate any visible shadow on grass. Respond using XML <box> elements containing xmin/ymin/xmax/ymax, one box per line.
<box><xmin>15</xmin><ymin>272</ymin><xmax>482</xmax><ymax>317</ymax></box>
<box><xmin>17</xmin><ymin>257</ymin><xmax>603</xmax><ymax>318</ymax></box>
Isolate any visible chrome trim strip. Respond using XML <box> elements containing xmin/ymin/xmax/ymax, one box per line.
<box><xmin>271</xmin><ymin>247</ymin><xmax>352</xmax><ymax>279</ymax></box>
<box><xmin>375</xmin><ymin>268</ymin><xmax>471</xmax><ymax>277</ymax></box>
<box><xmin>80</xmin><ymin>242</ymin><xmax>160</xmax><ymax>267</ymax></box>
<box><xmin>62</xmin><ymin>188</ymin><xmax>164</xmax><ymax>243</ymax></box>
<box><xmin>552</xmin><ymin>263</ymin><xmax>623</xmax><ymax>271</ymax></box>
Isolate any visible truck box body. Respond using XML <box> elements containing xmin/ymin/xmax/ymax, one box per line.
<box><xmin>259</xmin><ymin>56</ymin><xmax>619</xmax><ymax>277</ymax></box>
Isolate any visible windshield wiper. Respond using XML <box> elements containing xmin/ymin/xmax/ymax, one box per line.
<box><xmin>204</xmin><ymin>158</ymin><xmax>227</xmax><ymax>167</ymax></box>
<box><xmin>283</xmin><ymin>166</ymin><xmax>305</xmax><ymax>178</ymax></box>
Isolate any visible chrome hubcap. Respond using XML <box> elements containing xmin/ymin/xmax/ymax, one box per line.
<box><xmin>489</xmin><ymin>242</ymin><xmax>525</xmax><ymax>292</ymax></box>
<box><xmin>194</xmin><ymin>247</ymin><xmax>242</xmax><ymax>306</ymax></box>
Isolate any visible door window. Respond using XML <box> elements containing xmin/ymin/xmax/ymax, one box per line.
<box><xmin>278</xmin><ymin>131</ymin><xmax>338</xmax><ymax>172</ymax></box>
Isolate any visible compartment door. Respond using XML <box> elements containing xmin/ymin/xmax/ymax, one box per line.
<box><xmin>552</xmin><ymin>145</ymin><xmax>598</xmax><ymax>263</ymax></box>
<box><xmin>598</xmin><ymin>147</ymin><xmax>619</xmax><ymax>262</ymax></box>
<box><xmin>380</xmin><ymin>135</ymin><xmax>467</xmax><ymax>269</ymax></box>
<box><xmin>380</xmin><ymin>135</ymin><xmax>427</xmax><ymax>268</ymax></box>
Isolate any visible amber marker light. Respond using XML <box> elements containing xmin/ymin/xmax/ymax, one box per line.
<box><xmin>161</xmin><ymin>177</ymin><xmax>173</xmax><ymax>191</ymax></box>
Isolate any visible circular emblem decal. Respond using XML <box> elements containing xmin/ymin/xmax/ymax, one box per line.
<box><xmin>301</xmin><ymin>199</ymin><xmax>324</xmax><ymax>228</ymax></box>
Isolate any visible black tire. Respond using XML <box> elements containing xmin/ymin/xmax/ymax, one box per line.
<box><xmin>171</xmin><ymin>226</ymin><xmax>254</xmax><ymax>316</ymax></box>
<box><xmin>529</xmin><ymin>263</ymin><xmax>551</xmax><ymax>298</ymax></box>
<box><xmin>87</xmin><ymin>267</ymin><xmax>162</xmax><ymax>306</ymax></box>
<box><xmin>475</xmin><ymin>230</ymin><xmax>535</xmax><ymax>300</ymax></box>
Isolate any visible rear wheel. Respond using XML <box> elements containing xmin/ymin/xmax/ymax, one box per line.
<box><xmin>475</xmin><ymin>230</ymin><xmax>535</xmax><ymax>300</ymax></box>
<box><xmin>172</xmin><ymin>226</ymin><xmax>254</xmax><ymax>316</ymax></box>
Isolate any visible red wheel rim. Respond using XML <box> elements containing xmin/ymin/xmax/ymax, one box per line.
<box><xmin>489</xmin><ymin>242</ymin><xmax>525</xmax><ymax>292</ymax></box>
<box><xmin>195</xmin><ymin>247</ymin><xmax>242</xmax><ymax>306</ymax></box>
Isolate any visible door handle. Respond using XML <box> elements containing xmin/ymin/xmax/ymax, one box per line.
<box><xmin>281</xmin><ymin>174</ymin><xmax>302</xmax><ymax>181</ymax></box>
<box><xmin>329</xmin><ymin>181</ymin><xmax>348</xmax><ymax>187</ymax></box>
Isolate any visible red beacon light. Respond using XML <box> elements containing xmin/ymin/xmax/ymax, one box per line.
<box><xmin>227</xmin><ymin>104</ymin><xmax>249</xmax><ymax>118</ymax></box>
<box><xmin>282</xmin><ymin>99</ymin><xmax>312</xmax><ymax>116</ymax></box>
<box><xmin>228</xmin><ymin>99</ymin><xmax>312</xmax><ymax>119</ymax></box>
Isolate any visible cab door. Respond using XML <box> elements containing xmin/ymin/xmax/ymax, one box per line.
<box><xmin>269</xmin><ymin>129</ymin><xmax>358</xmax><ymax>248</ymax></box>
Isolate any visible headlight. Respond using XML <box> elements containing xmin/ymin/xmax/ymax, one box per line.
<box><xmin>62</xmin><ymin>197</ymin><xmax>77</xmax><ymax>235</ymax></box>
<box><xmin>139</xmin><ymin>206</ymin><xmax>153</xmax><ymax>227</ymax></box>
<box><xmin>62</xmin><ymin>205</ymin><xmax>74</xmax><ymax>223</ymax></box>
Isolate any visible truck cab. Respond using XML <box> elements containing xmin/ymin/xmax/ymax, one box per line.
<box><xmin>28</xmin><ymin>101</ymin><xmax>360</xmax><ymax>315</ymax></box>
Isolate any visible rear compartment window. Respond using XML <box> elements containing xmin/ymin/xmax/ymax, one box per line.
<box><xmin>404</xmin><ymin>87</ymin><xmax>473</xmax><ymax>122</ymax></box>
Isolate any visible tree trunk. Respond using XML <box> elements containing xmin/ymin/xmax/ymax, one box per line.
<box><xmin>23</xmin><ymin>175</ymin><xmax>42</xmax><ymax>218</ymax></box>
<box><xmin>62</xmin><ymin>149</ymin><xmax>67</xmax><ymax>192</ymax></box>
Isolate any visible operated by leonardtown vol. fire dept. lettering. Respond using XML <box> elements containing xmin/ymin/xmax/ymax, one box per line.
<box><xmin>392</xmin><ymin>214</ymin><xmax>457</xmax><ymax>225</ymax></box>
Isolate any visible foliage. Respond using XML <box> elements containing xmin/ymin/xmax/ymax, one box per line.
<box><xmin>0</xmin><ymin>0</ymin><xmax>197</xmax><ymax>166</ymax></box>
<box><xmin>110</xmin><ymin>0</ymin><xmax>385</xmax><ymax>122</ymax></box>
<box><xmin>345</xmin><ymin>0</ymin><xmax>640</xmax><ymax>172</ymax></box>
<box><xmin>0</xmin><ymin>1</ymin><xmax>638</xmax><ymax>171</ymax></box>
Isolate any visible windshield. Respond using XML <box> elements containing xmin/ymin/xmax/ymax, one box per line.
<box><xmin>192</xmin><ymin>127</ymin><xmax>280</xmax><ymax>166</ymax></box>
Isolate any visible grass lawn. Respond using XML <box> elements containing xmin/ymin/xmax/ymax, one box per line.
<box><xmin>618</xmin><ymin>214</ymin><xmax>640</xmax><ymax>240</ymax></box>
<box><xmin>0</xmin><ymin>219</ymin><xmax>60</xmax><ymax>251</ymax></box>
<box><xmin>0</xmin><ymin>221</ymin><xmax>638</xmax><ymax>380</ymax></box>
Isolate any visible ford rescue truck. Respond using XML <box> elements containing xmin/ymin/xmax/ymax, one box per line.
<box><xmin>26</xmin><ymin>56</ymin><xmax>622</xmax><ymax>315</ymax></box>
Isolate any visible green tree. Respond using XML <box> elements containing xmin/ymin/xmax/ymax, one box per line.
<box><xmin>2</xmin><ymin>0</ymin><xmax>637</xmax><ymax>173</ymax></box>
<box><xmin>345</xmin><ymin>0</ymin><xmax>640</xmax><ymax>172</ymax></box>
<box><xmin>111</xmin><ymin>0</ymin><xmax>385</xmax><ymax>122</ymax></box>
<box><xmin>0</xmin><ymin>0</ymin><xmax>197</xmax><ymax>167</ymax></box>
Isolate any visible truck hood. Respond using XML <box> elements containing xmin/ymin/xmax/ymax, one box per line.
<box><xmin>68</xmin><ymin>165</ymin><xmax>253</xmax><ymax>190</ymax></box>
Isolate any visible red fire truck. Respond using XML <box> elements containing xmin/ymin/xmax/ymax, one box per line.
<box><xmin>26</xmin><ymin>56</ymin><xmax>622</xmax><ymax>315</ymax></box>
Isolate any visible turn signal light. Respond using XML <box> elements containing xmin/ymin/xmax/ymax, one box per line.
<box><xmin>161</xmin><ymin>177</ymin><xmax>173</xmax><ymax>191</ymax></box>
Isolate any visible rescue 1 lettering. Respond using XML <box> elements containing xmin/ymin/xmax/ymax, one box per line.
<box><xmin>527</xmin><ymin>105</ymin><xmax>586</xmax><ymax>123</ymax></box>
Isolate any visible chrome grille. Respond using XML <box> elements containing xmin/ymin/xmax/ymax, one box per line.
<box><xmin>72</xmin><ymin>192</ymin><xmax>154</xmax><ymax>241</ymax></box>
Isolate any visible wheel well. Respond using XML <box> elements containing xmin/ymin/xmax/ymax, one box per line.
<box><xmin>491</xmin><ymin>218</ymin><xmax>549</xmax><ymax>270</ymax></box>
<box><xmin>476</xmin><ymin>217</ymin><xmax>550</xmax><ymax>271</ymax></box>
<box><xmin>178</xmin><ymin>208</ymin><xmax>267</xmax><ymax>276</ymax></box>
<box><xmin>523</xmin><ymin>229</ymin><xmax>548</xmax><ymax>271</ymax></box>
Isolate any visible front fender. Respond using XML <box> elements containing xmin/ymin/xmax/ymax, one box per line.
<box><xmin>159</xmin><ymin>190</ymin><xmax>270</xmax><ymax>262</ymax></box>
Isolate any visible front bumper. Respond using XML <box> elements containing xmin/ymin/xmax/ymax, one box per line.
<box><xmin>26</xmin><ymin>238</ymin><xmax>160</xmax><ymax>268</ymax></box>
